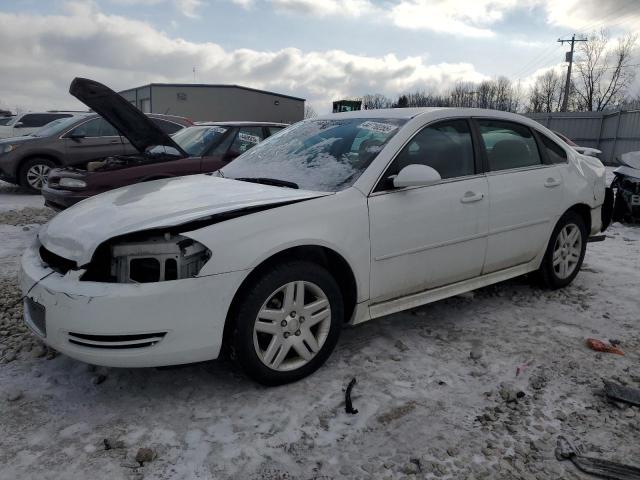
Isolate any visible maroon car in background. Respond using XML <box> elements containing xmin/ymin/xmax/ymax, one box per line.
<box><xmin>42</xmin><ymin>78</ymin><xmax>286</xmax><ymax>210</ymax></box>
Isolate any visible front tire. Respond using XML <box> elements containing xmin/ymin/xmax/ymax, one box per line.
<box><xmin>19</xmin><ymin>157</ymin><xmax>55</xmax><ymax>192</ymax></box>
<box><xmin>229</xmin><ymin>260</ymin><xmax>343</xmax><ymax>385</ymax></box>
<box><xmin>537</xmin><ymin>211</ymin><xmax>587</xmax><ymax>289</ymax></box>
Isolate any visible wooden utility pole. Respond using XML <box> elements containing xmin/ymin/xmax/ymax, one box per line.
<box><xmin>558</xmin><ymin>34</ymin><xmax>587</xmax><ymax>111</ymax></box>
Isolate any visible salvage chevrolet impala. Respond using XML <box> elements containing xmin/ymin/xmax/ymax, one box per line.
<box><xmin>22</xmin><ymin>107</ymin><xmax>611</xmax><ymax>384</ymax></box>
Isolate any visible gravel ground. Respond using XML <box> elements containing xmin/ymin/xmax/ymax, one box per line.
<box><xmin>1</xmin><ymin>179</ymin><xmax>639</xmax><ymax>480</ymax></box>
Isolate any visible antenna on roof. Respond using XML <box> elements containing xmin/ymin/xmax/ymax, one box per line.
<box><xmin>193</xmin><ymin>66</ymin><xmax>196</xmax><ymax>83</ymax></box>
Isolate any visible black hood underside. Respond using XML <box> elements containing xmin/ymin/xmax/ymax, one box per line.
<box><xmin>69</xmin><ymin>77</ymin><xmax>187</xmax><ymax>156</ymax></box>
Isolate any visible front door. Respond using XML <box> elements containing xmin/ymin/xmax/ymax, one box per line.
<box><xmin>64</xmin><ymin>117</ymin><xmax>125</xmax><ymax>166</ymax></box>
<box><xmin>368</xmin><ymin>119</ymin><xmax>489</xmax><ymax>303</ymax></box>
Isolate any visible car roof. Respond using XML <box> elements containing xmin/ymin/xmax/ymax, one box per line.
<box><xmin>315</xmin><ymin>107</ymin><xmax>544</xmax><ymax>125</ymax></box>
<box><xmin>194</xmin><ymin>121</ymin><xmax>288</xmax><ymax>126</ymax></box>
<box><xmin>193</xmin><ymin>121</ymin><xmax>288</xmax><ymax>127</ymax></box>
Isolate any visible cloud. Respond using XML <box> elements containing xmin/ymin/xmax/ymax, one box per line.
<box><xmin>109</xmin><ymin>0</ymin><xmax>206</xmax><ymax>18</ymax></box>
<box><xmin>0</xmin><ymin>5</ymin><xmax>488</xmax><ymax>113</ymax></box>
<box><xmin>541</xmin><ymin>0</ymin><xmax>640</xmax><ymax>31</ymax></box>
<box><xmin>269</xmin><ymin>0</ymin><xmax>374</xmax><ymax>17</ymax></box>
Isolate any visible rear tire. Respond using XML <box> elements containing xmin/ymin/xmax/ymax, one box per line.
<box><xmin>536</xmin><ymin>211</ymin><xmax>587</xmax><ymax>289</ymax></box>
<box><xmin>19</xmin><ymin>158</ymin><xmax>55</xmax><ymax>192</ymax></box>
<box><xmin>229</xmin><ymin>260</ymin><xmax>343</xmax><ymax>385</ymax></box>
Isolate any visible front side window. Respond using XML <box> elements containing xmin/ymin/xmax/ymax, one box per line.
<box><xmin>221</xmin><ymin>117</ymin><xmax>407</xmax><ymax>192</ymax></box>
<box><xmin>384</xmin><ymin>119</ymin><xmax>475</xmax><ymax>183</ymax></box>
<box><xmin>540</xmin><ymin>134</ymin><xmax>568</xmax><ymax>164</ymax></box>
<box><xmin>69</xmin><ymin>118</ymin><xmax>102</xmax><ymax>137</ymax></box>
<box><xmin>99</xmin><ymin>119</ymin><xmax>120</xmax><ymax>137</ymax></box>
<box><xmin>478</xmin><ymin>120</ymin><xmax>542</xmax><ymax>172</ymax></box>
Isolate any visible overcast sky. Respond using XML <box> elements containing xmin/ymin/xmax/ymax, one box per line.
<box><xmin>1</xmin><ymin>0</ymin><xmax>639</xmax><ymax>113</ymax></box>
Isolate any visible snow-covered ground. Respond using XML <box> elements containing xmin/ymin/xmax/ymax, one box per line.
<box><xmin>1</xmin><ymin>178</ymin><xmax>639</xmax><ymax>480</ymax></box>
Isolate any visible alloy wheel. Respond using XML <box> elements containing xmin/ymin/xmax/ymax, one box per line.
<box><xmin>26</xmin><ymin>164</ymin><xmax>51</xmax><ymax>190</ymax></box>
<box><xmin>552</xmin><ymin>223</ymin><xmax>582</xmax><ymax>279</ymax></box>
<box><xmin>253</xmin><ymin>280</ymin><xmax>331</xmax><ymax>371</ymax></box>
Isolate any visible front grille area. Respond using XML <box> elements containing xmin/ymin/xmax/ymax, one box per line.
<box><xmin>39</xmin><ymin>246</ymin><xmax>77</xmax><ymax>274</ymax></box>
<box><xmin>67</xmin><ymin>331</ymin><xmax>167</xmax><ymax>349</ymax></box>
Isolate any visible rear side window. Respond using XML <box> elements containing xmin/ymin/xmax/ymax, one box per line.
<box><xmin>386</xmin><ymin>119</ymin><xmax>475</xmax><ymax>180</ymax></box>
<box><xmin>152</xmin><ymin>118</ymin><xmax>184</xmax><ymax>135</ymax></box>
<box><xmin>478</xmin><ymin>120</ymin><xmax>542</xmax><ymax>172</ymax></box>
<box><xmin>20</xmin><ymin>113</ymin><xmax>71</xmax><ymax>128</ymax></box>
<box><xmin>540</xmin><ymin>134</ymin><xmax>568</xmax><ymax>164</ymax></box>
<box><xmin>228</xmin><ymin>127</ymin><xmax>265</xmax><ymax>156</ymax></box>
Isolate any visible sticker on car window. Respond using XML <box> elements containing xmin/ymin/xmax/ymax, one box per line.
<box><xmin>208</xmin><ymin>126</ymin><xmax>227</xmax><ymax>134</ymax></box>
<box><xmin>359</xmin><ymin>121</ymin><xmax>398</xmax><ymax>134</ymax></box>
<box><xmin>239</xmin><ymin>132</ymin><xmax>261</xmax><ymax>144</ymax></box>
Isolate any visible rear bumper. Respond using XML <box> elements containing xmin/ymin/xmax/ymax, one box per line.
<box><xmin>41</xmin><ymin>184</ymin><xmax>89</xmax><ymax>210</ymax></box>
<box><xmin>21</xmin><ymin>239</ymin><xmax>247</xmax><ymax>368</ymax></box>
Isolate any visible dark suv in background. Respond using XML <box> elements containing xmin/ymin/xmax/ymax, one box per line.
<box><xmin>0</xmin><ymin>112</ymin><xmax>191</xmax><ymax>191</ymax></box>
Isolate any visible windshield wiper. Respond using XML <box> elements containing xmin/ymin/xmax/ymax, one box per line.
<box><xmin>235</xmin><ymin>177</ymin><xmax>299</xmax><ymax>189</ymax></box>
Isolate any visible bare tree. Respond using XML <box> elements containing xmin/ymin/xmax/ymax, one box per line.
<box><xmin>361</xmin><ymin>93</ymin><xmax>394</xmax><ymax>110</ymax></box>
<box><xmin>304</xmin><ymin>104</ymin><xmax>317</xmax><ymax>119</ymax></box>
<box><xmin>574</xmin><ymin>30</ymin><xmax>637</xmax><ymax>111</ymax></box>
<box><xmin>527</xmin><ymin>69</ymin><xmax>564</xmax><ymax>113</ymax></box>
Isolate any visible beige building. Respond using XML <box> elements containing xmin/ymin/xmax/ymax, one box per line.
<box><xmin>119</xmin><ymin>83</ymin><xmax>304</xmax><ymax>123</ymax></box>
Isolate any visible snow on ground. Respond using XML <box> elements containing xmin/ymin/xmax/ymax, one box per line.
<box><xmin>1</xmin><ymin>175</ymin><xmax>640</xmax><ymax>479</ymax></box>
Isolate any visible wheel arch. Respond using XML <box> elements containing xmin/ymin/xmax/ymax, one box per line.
<box><xmin>17</xmin><ymin>154</ymin><xmax>62</xmax><ymax>187</ymax></box>
<box><xmin>564</xmin><ymin>203</ymin><xmax>591</xmax><ymax>234</ymax></box>
<box><xmin>223</xmin><ymin>245</ymin><xmax>359</xmax><ymax>349</ymax></box>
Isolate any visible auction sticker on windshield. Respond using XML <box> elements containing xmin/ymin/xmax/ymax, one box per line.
<box><xmin>359</xmin><ymin>121</ymin><xmax>399</xmax><ymax>134</ymax></box>
<box><xmin>239</xmin><ymin>132</ymin><xmax>260</xmax><ymax>144</ymax></box>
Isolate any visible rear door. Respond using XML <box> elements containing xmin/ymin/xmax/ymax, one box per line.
<box><xmin>63</xmin><ymin>117</ymin><xmax>125</xmax><ymax>166</ymax></box>
<box><xmin>476</xmin><ymin>119</ymin><xmax>565</xmax><ymax>273</ymax></box>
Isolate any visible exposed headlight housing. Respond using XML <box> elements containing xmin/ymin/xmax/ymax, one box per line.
<box><xmin>58</xmin><ymin>178</ymin><xmax>87</xmax><ymax>189</ymax></box>
<box><xmin>2</xmin><ymin>143</ymin><xmax>21</xmax><ymax>154</ymax></box>
<box><xmin>109</xmin><ymin>233</ymin><xmax>211</xmax><ymax>283</ymax></box>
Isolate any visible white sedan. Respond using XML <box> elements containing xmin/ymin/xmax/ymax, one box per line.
<box><xmin>22</xmin><ymin>108</ymin><xmax>610</xmax><ymax>384</ymax></box>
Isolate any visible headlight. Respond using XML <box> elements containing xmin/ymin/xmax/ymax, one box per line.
<box><xmin>58</xmin><ymin>178</ymin><xmax>87</xmax><ymax>189</ymax></box>
<box><xmin>2</xmin><ymin>143</ymin><xmax>21</xmax><ymax>154</ymax></box>
<box><xmin>110</xmin><ymin>234</ymin><xmax>211</xmax><ymax>283</ymax></box>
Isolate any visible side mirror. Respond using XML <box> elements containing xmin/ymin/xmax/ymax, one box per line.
<box><xmin>13</xmin><ymin>122</ymin><xmax>24</xmax><ymax>128</ymax></box>
<box><xmin>391</xmin><ymin>164</ymin><xmax>441</xmax><ymax>188</ymax></box>
<box><xmin>66</xmin><ymin>133</ymin><xmax>86</xmax><ymax>141</ymax></box>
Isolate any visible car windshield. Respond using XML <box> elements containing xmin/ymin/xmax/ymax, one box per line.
<box><xmin>31</xmin><ymin>116</ymin><xmax>87</xmax><ymax>137</ymax></box>
<box><xmin>220</xmin><ymin>117</ymin><xmax>407</xmax><ymax>191</ymax></box>
<box><xmin>149</xmin><ymin>125</ymin><xmax>229</xmax><ymax>156</ymax></box>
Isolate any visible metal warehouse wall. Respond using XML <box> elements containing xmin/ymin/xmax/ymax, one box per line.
<box><xmin>150</xmin><ymin>85</ymin><xmax>304</xmax><ymax>123</ymax></box>
<box><xmin>527</xmin><ymin>111</ymin><xmax>640</xmax><ymax>165</ymax></box>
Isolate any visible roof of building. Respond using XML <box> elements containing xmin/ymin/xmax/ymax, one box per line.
<box><xmin>119</xmin><ymin>83</ymin><xmax>305</xmax><ymax>102</ymax></box>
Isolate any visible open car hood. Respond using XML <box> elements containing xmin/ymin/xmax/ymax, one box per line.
<box><xmin>69</xmin><ymin>77</ymin><xmax>187</xmax><ymax>156</ymax></box>
<box><xmin>620</xmin><ymin>151</ymin><xmax>640</xmax><ymax>170</ymax></box>
<box><xmin>39</xmin><ymin>175</ymin><xmax>330</xmax><ymax>266</ymax></box>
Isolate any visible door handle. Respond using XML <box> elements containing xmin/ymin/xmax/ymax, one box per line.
<box><xmin>460</xmin><ymin>191</ymin><xmax>484</xmax><ymax>203</ymax></box>
<box><xmin>109</xmin><ymin>139</ymin><xmax>120</xmax><ymax>144</ymax></box>
<box><xmin>545</xmin><ymin>177</ymin><xmax>562</xmax><ymax>188</ymax></box>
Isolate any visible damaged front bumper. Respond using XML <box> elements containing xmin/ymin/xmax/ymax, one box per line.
<box><xmin>20</xmin><ymin>240</ymin><xmax>246</xmax><ymax>368</ymax></box>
